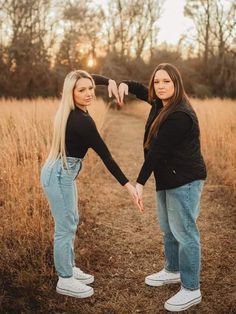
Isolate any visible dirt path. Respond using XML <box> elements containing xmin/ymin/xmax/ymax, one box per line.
<box><xmin>60</xmin><ymin>110</ymin><xmax>235</xmax><ymax>314</ymax></box>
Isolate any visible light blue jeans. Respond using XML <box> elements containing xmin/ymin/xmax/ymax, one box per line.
<box><xmin>157</xmin><ymin>180</ymin><xmax>204</xmax><ymax>290</ymax></box>
<box><xmin>40</xmin><ymin>157</ymin><xmax>83</xmax><ymax>278</ymax></box>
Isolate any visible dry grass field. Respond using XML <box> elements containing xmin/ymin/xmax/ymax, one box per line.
<box><xmin>0</xmin><ymin>97</ymin><xmax>235</xmax><ymax>314</ymax></box>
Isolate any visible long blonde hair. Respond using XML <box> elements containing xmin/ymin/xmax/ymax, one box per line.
<box><xmin>145</xmin><ymin>63</ymin><xmax>190</xmax><ymax>148</ymax></box>
<box><xmin>46</xmin><ymin>70</ymin><xmax>95</xmax><ymax>167</ymax></box>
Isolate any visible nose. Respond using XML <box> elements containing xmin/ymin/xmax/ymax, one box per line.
<box><xmin>158</xmin><ymin>82</ymin><xmax>165</xmax><ymax>89</ymax></box>
<box><xmin>86</xmin><ymin>89</ymin><xmax>93</xmax><ymax>97</ymax></box>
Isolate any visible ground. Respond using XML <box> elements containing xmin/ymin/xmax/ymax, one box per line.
<box><xmin>64</xmin><ymin>109</ymin><xmax>235</xmax><ymax>314</ymax></box>
<box><xmin>2</xmin><ymin>108</ymin><xmax>235</xmax><ymax>314</ymax></box>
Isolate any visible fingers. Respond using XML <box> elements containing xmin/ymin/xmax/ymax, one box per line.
<box><xmin>108</xmin><ymin>80</ymin><xmax>122</xmax><ymax>105</ymax></box>
<box><xmin>132</xmin><ymin>192</ymin><xmax>144</xmax><ymax>213</ymax></box>
<box><xmin>118</xmin><ymin>87</ymin><xmax>124</xmax><ymax>105</ymax></box>
<box><xmin>125</xmin><ymin>182</ymin><xmax>144</xmax><ymax>213</ymax></box>
<box><xmin>108</xmin><ymin>86</ymin><xmax>112</xmax><ymax>98</ymax></box>
<box><xmin>139</xmin><ymin>199</ymin><xmax>144</xmax><ymax>213</ymax></box>
<box><xmin>113</xmin><ymin>90</ymin><xmax>121</xmax><ymax>106</ymax></box>
<box><xmin>118</xmin><ymin>83</ymin><xmax>128</xmax><ymax>106</ymax></box>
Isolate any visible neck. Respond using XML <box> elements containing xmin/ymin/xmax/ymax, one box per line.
<box><xmin>76</xmin><ymin>104</ymin><xmax>87</xmax><ymax>112</ymax></box>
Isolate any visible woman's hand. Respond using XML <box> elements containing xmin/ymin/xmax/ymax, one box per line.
<box><xmin>118</xmin><ymin>83</ymin><xmax>129</xmax><ymax>106</ymax></box>
<box><xmin>125</xmin><ymin>182</ymin><xmax>144</xmax><ymax>213</ymax></box>
<box><xmin>108</xmin><ymin>79</ymin><xmax>121</xmax><ymax>105</ymax></box>
<box><xmin>135</xmin><ymin>183</ymin><xmax>144</xmax><ymax>212</ymax></box>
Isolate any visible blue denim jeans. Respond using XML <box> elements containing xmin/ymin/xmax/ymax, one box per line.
<box><xmin>156</xmin><ymin>180</ymin><xmax>204</xmax><ymax>290</ymax></box>
<box><xmin>40</xmin><ymin>157</ymin><xmax>83</xmax><ymax>278</ymax></box>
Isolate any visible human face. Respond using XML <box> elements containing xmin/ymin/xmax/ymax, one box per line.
<box><xmin>73</xmin><ymin>78</ymin><xmax>95</xmax><ymax>111</ymax></box>
<box><xmin>154</xmin><ymin>70</ymin><xmax>174</xmax><ymax>105</ymax></box>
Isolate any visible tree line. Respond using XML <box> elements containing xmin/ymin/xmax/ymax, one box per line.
<box><xmin>0</xmin><ymin>0</ymin><xmax>235</xmax><ymax>99</ymax></box>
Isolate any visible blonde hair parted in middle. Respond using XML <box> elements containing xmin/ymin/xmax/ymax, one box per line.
<box><xmin>46</xmin><ymin>70</ymin><xmax>95</xmax><ymax>167</ymax></box>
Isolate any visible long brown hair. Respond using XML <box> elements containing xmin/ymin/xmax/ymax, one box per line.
<box><xmin>145</xmin><ymin>63</ymin><xmax>190</xmax><ymax>149</ymax></box>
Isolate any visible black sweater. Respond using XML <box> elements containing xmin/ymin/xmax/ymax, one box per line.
<box><xmin>65</xmin><ymin>75</ymin><xmax>128</xmax><ymax>186</ymax></box>
<box><xmin>123</xmin><ymin>80</ymin><xmax>207</xmax><ymax>190</ymax></box>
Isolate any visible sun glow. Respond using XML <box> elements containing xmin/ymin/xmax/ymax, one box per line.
<box><xmin>87</xmin><ymin>58</ymin><xmax>96</xmax><ymax>68</ymax></box>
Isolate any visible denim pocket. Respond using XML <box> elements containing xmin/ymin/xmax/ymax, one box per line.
<box><xmin>57</xmin><ymin>160</ymin><xmax>82</xmax><ymax>186</ymax></box>
<box><xmin>40</xmin><ymin>164</ymin><xmax>53</xmax><ymax>188</ymax></box>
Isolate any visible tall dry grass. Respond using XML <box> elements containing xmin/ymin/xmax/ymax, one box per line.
<box><xmin>0</xmin><ymin>97</ymin><xmax>108</xmax><ymax>311</ymax></box>
<box><xmin>0</xmin><ymin>97</ymin><xmax>235</xmax><ymax>312</ymax></box>
<box><xmin>192</xmin><ymin>98</ymin><xmax>236</xmax><ymax>190</ymax></box>
<box><xmin>123</xmin><ymin>98</ymin><xmax>236</xmax><ymax>191</ymax></box>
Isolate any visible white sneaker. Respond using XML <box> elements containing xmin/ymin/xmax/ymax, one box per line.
<box><xmin>145</xmin><ymin>269</ymin><xmax>180</xmax><ymax>286</ymax></box>
<box><xmin>73</xmin><ymin>266</ymin><xmax>94</xmax><ymax>284</ymax></box>
<box><xmin>56</xmin><ymin>276</ymin><xmax>94</xmax><ymax>298</ymax></box>
<box><xmin>164</xmin><ymin>287</ymin><xmax>202</xmax><ymax>312</ymax></box>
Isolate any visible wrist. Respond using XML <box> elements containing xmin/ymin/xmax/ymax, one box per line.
<box><xmin>124</xmin><ymin>182</ymin><xmax>131</xmax><ymax>189</ymax></box>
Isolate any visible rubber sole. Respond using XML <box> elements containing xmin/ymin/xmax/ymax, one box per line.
<box><xmin>145</xmin><ymin>277</ymin><xmax>181</xmax><ymax>287</ymax></box>
<box><xmin>164</xmin><ymin>296</ymin><xmax>202</xmax><ymax>312</ymax></box>
<box><xmin>56</xmin><ymin>286</ymin><xmax>94</xmax><ymax>298</ymax></box>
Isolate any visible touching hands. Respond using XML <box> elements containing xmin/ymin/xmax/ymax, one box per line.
<box><xmin>125</xmin><ymin>182</ymin><xmax>144</xmax><ymax>213</ymax></box>
<box><xmin>135</xmin><ymin>183</ymin><xmax>144</xmax><ymax>212</ymax></box>
<box><xmin>107</xmin><ymin>80</ymin><xmax>129</xmax><ymax>107</ymax></box>
<box><xmin>108</xmin><ymin>79</ymin><xmax>121</xmax><ymax>106</ymax></box>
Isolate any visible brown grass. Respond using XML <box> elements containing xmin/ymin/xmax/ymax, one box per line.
<box><xmin>0</xmin><ymin>97</ymin><xmax>235</xmax><ymax>313</ymax></box>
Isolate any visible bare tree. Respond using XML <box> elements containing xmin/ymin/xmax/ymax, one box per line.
<box><xmin>212</xmin><ymin>0</ymin><xmax>236</xmax><ymax>58</ymax></box>
<box><xmin>0</xmin><ymin>0</ymin><xmax>54</xmax><ymax>97</ymax></box>
<box><xmin>105</xmin><ymin>0</ymin><xmax>163</xmax><ymax>59</ymax></box>
<box><xmin>184</xmin><ymin>0</ymin><xmax>214</xmax><ymax>69</ymax></box>
<box><xmin>184</xmin><ymin>0</ymin><xmax>236</xmax><ymax>96</ymax></box>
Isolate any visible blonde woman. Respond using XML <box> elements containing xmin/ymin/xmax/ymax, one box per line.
<box><xmin>40</xmin><ymin>70</ymin><xmax>141</xmax><ymax>298</ymax></box>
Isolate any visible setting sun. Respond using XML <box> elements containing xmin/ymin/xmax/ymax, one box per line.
<box><xmin>87</xmin><ymin>57</ymin><xmax>95</xmax><ymax>67</ymax></box>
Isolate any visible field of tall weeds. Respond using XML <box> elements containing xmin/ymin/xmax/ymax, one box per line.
<box><xmin>0</xmin><ymin>97</ymin><xmax>235</xmax><ymax>313</ymax></box>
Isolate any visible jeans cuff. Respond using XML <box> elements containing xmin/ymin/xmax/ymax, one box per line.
<box><xmin>181</xmin><ymin>282</ymin><xmax>200</xmax><ymax>290</ymax></box>
<box><xmin>165</xmin><ymin>267</ymin><xmax>180</xmax><ymax>273</ymax></box>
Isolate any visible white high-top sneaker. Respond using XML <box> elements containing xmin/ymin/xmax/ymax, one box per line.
<box><xmin>56</xmin><ymin>276</ymin><xmax>94</xmax><ymax>298</ymax></box>
<box><xmin>164</xmin><ymin>287</ymin><xmax>202</xmax><ymax>312</ymax></box>
<box><xmin>145</xmin><ymin>269</ymin><xmax>180</xmax><ymax>286</ymax></box>
<box><xmin>73</xmin><ymin>266</ymin><xmax>94</xmax><ymax>284</ymax></box>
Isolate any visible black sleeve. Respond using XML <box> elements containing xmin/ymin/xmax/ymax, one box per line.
<box><xmin>79</xmin><ymin>117</ymin><xmax>129</xmax><ymax>186</ymax></box>
<box><xmin>136</xmin><ymin>112</ymin><xmax>193</xmax><ymax>185</ymax></box>
<box><xmin>122</xmin><ymin>80</ymin><xmax>150</xmax><ymax>103</ymax></box>
<box><xmin>91</xmin><ymin>74</ymin><xmax>110</xmax><ymax>86</ymax></box>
